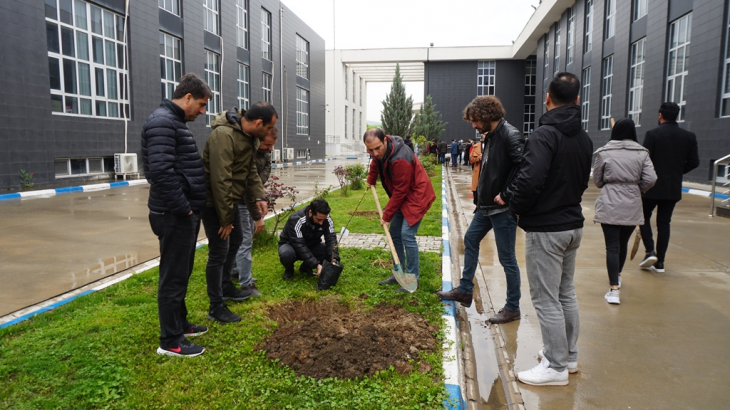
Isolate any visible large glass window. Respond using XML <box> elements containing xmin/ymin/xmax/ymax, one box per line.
<box><xmin>567</xmin><ymin>6</ymin><xmax>575</xmax><ymax>65</ymax></box>
<box><xmin>296</xmin><ymin>87</ymin><xmax>309</xmax><ymax>135</ymax></box>
<box><xmin>261</xmin><ymin>8</ymin><xmax>271</xmax><ymax>60</ymax></box>
<box><xmin>629</xmin><ymin>38</ymin><xmax>646</xmax><ymax>125</ymax></box>
<box><xmin>160</xmin><ymin>32</ymin><xmax>181</xmax><ymax>100</ymax></box>
<box><xmin>721</xmin><ymin>2</ymin><xmax>730</xmax><ymax>117</ymax></box>
<box><xmin>344</xmin><ymin>105</ymin><xmax>348</xmax><ymax>139</ymax></box>
<box><xmin>159</xmin><ymin>0</ymin><xmax>179</xmax><ymax>16</ymax></box>
<box><xmin>47</xmin><ymin>0</ymin><xmax>128</xmax><ymax>118</ymax></box>
<box><xmin>352</xmin><ymin>75</ymin><xmax>356</xmax><ymax>102</ymax></box>
<box><xmin>296</xmin><ymin>35</ymin><xmax>309</xmax><ymax>79</ymax></box>
<box><xmin>543</xmin><ymin>35</ymin><xmax>549</xmax><ymax>81</ymax></box>
<box><xmin>666</xmin><ymin>13</ymin><xmax>692</xmax><ymax>122</ymax></box>
<box><xmin>633</xmin><ymin>0</ymin><xmax>647</xmax><ymax>21</ymax></box>
<box><xmin>203</xmin><ymin>0</ymin><xmax>219</xmax><ymax>35</ymax></box>
<box><xmin>523</xmin><ymin>104</ymin><xmax>535</xmax><ymax>136</ymax></box>
<box><xmin>477</xmin><ymin>61</ymin><xmax>495</xmax><ymax>95</ymax></box>
<box><xmin>235</xmin><ymin>0</ymin><xmax>248</xmax><ymax>50</ymax></box>
<box><xmin>582</xmin><ymin>67</ymin><xmax>591</xmax><ymax>131</ymax></box>
<box><xmin>554</xmin><ymin>22</ymin><xmax>560</xmax><ymax>74</ymax></box>
<box><xmin>584</xmin><ymin>0</ymin><xmax>593</xmax><ymax>53</ymax></box>
<box><xmin>237</xmin><ymin>63</ymin><xmax>250</xmax><ymax>110</ymax></box>
<box><xmin>344</xmin><ymin>67</ymin><xmax>348</xmax><ymax>100</ymax></box>
<box><xmin>204</xmin><ymin>50</ymin><xmax>220</xmax><ymax>126</ymax></box>
<box><xmin>605</xmin><ymin>0</ymin><xmax>616</xmax><ymax>40</ymax></box>
<box><xmin>525</xmin><ymin>59</ymin><xmax>536</xmax><ymax>96</ymax></box>
<box><xmin>262</xmin><ymin>72</ymin><xmax>272</xmax><ymax>102</ymax></box>
<box><xmin>600</xmin><ymin>56</ymin><xmax>613</xmax><ymax>130</ymax></box>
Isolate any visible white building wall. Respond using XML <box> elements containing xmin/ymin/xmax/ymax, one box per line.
<box><xmin>325</xmin><ymin>50</ymin><xmax>367</xmax><ymax>158</ymax></box>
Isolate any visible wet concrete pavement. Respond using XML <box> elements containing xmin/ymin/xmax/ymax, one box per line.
<box><xmin>0</xmin><ymin>160</ymin><xmax>353</xmax><ymax>317</ymax></box>
<box><xmin>444</xmin><ymin>164</ymin><xmax>730</xmax><ymax>410</ymax></box>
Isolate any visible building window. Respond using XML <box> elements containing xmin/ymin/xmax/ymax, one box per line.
<box><xmin>159</xmin><ymin>0</ymin><xmax>179</xmax><ymax>16</ymax></box>
<box><xmin>352</xmin><ymin>108</ymin><xmax>356</xmax><ymax>139</ymax></box>
<box><xmin>297</xmin><ymin>150</ymin><xmax>306</xmax><ymax>159</ymax></box>
<box><xmin>352</xmin><ymin>75</ymin><xmax>356</xmax><ymax>102</ymax></box>
<box><xmin>582</xmin><ymin>67</ymin><xmax>591</xmax><ymax>131</ymax></box>
<box><xmin>600</xmin><ymin>56</ymin><xmax>613</xmax><ymax>130</ymax></box>
<box><xmin>543</xmin><ymin>35</ymin><xmax>549</xmax><ymax>81</ymax></box>
<box><xmin>203</xmin><ymin>0</ymin><xmax>219</xmax><ymax>35</ymax></box>
<box><xmin>235</xmin><ymin>0</ymin><xmax>248</xmax><ymax>50</ymax></box>
<box><xmin>554</xmin><ymin>22</ymin><xmax>560</xmax><ymax>74</ymax></box>
<box><xmin>46</xmin><ymin>0</ymin><xmax>129</xmax><ymax>118</ymax></box>
<box><xmin>721</xmin><ymin>3</ymin><xmax>730</xmax><ymax>117</ymax></box>
<box><xmin>237</xmin><ymin>63</ymin><xmax>250</xmax><ymax>110</ymax></box>
<box><xmin>204</xmin><ymin>50</ymin><xmax>220</xmax><ymax>126</ymax></box>
<box><xmin>666</xmin><ymin>13</ymin><xmax>692</xmax><ymax>122</ymax></box>
<box><xmin>359</xmin><ymin>111</ymin><xmax>363</xmax><ymax>136</ymax></box>
<box><xmin>525</xmin><ymin>60</ymin><xmax>536</xmax><ymax>96</ymax></box>
<box><xmin>261</xmin><ymin>8</ymin><xmax>271</xmax><ymax>60</ymax></box>
<box><xmin>629</xmin><ymin>38</ymin><xmax>646</xmax><ymax>125</ymax></box>
<box><xmin>523</xmin><ymin>104</ymin><xmax>535</xmax><ymax>136</ymax></box>
<box><xmin>344</xmin><ymin>105</ymin><xmax>348</xmax><ymax>139</ymax></box>
<box><xmin>584</xmin><ymin>0</ymin><xmax>593</xmax><ymax>53</ymax></box>
<box><xmin>360</xmin><ymin>78</ymin><xmax>363</xmax><ymax>106</ymax></box>
<box><xmin>262</xmin><ymin>72</ymin><xmax>272</xmax><ymax>103</ymax></box>
<box><xmin>633</xmin><ymin>0</ymin><xmax>647</xmax><ymax>21</ymax></box>
<box><xmin>55</xmin><ymin>157</ymin><xmax>114</xmax><ymax>177</ymax></box>
<box><xmin>567</xmin><ymin>6</ymin><xmax>575</xmax><ymax>65</ymax></box>
<box><xmin>605</xmin><ymin>0</ymin><xmax>616</xmax><ymax>40</ymax></box>
<box><xmin>344</xmin><ymin>67</ymin><xmax>348</xmax><ymax>100</ymax></box>
<box><xmin>296</xmin><ymin>87</ymin><xmax>309</xmax><ymax>135</ymax></box>
<box><xmin>160</xmin><ymin>32</ymin><xmax>181</xmax><ymax>100</ymax></box>
<box><xmin>296</xmin><ymin>35</ymin><xmax>309</xmax><ymax>79</ymax></box>
<box><xmin>477</xmin><ymin>61</ymin><xmax>495</xmax><ymax>95</ymax></box>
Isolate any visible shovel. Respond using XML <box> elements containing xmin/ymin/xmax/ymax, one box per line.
<box><xmin>630</xmin><ymin>227</ymin><xmax>642</xmax><ymax>260</ymax></box>
<box><xmin>370</xmin><ymin>185</ymin><xmax>418</xmax><ymax>293</ymax></box>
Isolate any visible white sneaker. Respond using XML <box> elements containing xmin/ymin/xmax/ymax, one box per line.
<box><xmin>538</xmin><ymin>349</ymin><xmax>578</xmax><ymax>374</ymax></box>
<box><xmin>518</xmin><ymin>358</ymin><xmax>568</xmax><ymax>386</ymax></box>
<box><xmin>605</xmin><ymin>289</ymin><xmax>620</xmax><ymax>305</ymax></box>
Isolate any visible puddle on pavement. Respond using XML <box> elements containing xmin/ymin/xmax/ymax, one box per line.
<box><xmin>69</xmin><ymin>252</ymin><xmax>139</xmax><ymax>289</ymax></box>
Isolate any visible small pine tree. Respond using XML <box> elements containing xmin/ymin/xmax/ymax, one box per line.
<box><xmin>380</xmin><ymin>63</ymin><xmax>414</xmax><ymax>137</ymax></box>
<box><xmin>411</xmin><ymin>94</ymin><xmax>447</xmax><ymax>143</ymax></box>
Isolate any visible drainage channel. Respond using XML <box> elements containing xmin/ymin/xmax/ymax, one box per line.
<box><xmin>443</xmin><ymin>166</ymin><xmax>525</xmax><ymax>410</ymax></box>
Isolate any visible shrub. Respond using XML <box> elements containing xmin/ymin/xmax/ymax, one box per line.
<box><xmin>345</xmin><ymin>164</ymin><xmax>367</xmax><ymax>191</ymax></box>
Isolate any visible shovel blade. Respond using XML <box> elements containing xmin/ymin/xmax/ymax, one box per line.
<box><xmin>392</xmin><ymin>265</ymin><xmax>418</xmax><ymax>293</ymax></box>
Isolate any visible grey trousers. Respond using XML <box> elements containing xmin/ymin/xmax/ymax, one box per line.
<box><xmin>231</xmin><ymin>204</ymin><xmax>256</xmax><ymax>287</ymax></box>
<box><xmin>525</xmin><ymin>229</ymin><xmax>582</xmax><ymax>373</ymax></box>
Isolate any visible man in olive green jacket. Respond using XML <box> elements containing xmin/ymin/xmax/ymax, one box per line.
<box><xmin>201</xmin><ymin>102</ymin><xmax>278</xmax><ymax>323</ymax></box>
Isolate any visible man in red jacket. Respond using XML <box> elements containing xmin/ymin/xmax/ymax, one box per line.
<box><xmin>364</xmin><ymin>129</ymin><xmax>436</xmax><ymax>292</ymax></box>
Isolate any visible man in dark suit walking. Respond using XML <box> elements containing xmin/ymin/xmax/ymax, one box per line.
<box><xmin>638</xmin><ymin>102</ymin><xmax>699</xmax><ymax>272</ymax></box>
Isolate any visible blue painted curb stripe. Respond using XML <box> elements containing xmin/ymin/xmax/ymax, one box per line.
<box><xmin>443</xmin><ymin>239</ymin><xmax>451</xmax><ymax>257</ymax></box>
<box><xmin>444</xmin><ymin>384</ymin><xmax>464</xmax><ymax>410</ymax></box>
<box><xmin>0</xmin><ymin>193</ymin><xmax>21</xmax><ymax>200</ymax></box>
<box><xmin>681</xmin><ymin>187</ymin><xmax>729</xmax><ymax>200</ymax></box>
<box><xmin>55</xmin><ymin>186</ymin><xmax>83</xmax><ymax>193</ymax></box>
<box><xmin>109</xmin><ymin>182</ymin><xmax>129</xmax><ymax>188</ymax></box>
<box><xmin>0</xmin><ymin>290</ymin><xmax>95</xmax><ymax>329</ymax></box>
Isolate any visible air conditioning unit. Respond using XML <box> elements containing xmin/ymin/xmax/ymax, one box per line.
<box><xmin>283</xmin><ymin>148</ymin><xmax>295</xmax><ymax>161</ymax></box>
<box><xmin>114</xmin><ymin>153</ymin><xmax>138</xmax><ymax>174</ymax></box>
<box><xmin>272</xmin><ymin>149</ymin><xmax>281</xmax><ymax>162</ymax></box>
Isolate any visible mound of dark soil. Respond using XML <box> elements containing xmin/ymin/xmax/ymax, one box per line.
<box><xmin>260</xmin><ymin>300</ymin><xmax>438</xmax><ymax>380</ymax></box>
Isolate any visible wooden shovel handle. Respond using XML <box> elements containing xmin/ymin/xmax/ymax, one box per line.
<box><xmin>370</xmin><ymin>185</ymin><xmax>402</xmax><ymax>266</ymax></box>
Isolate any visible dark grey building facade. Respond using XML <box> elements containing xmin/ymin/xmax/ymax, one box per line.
<box><xmin>0</xmin><ymin>0</ymin><xmax>324</xmax><ymax>191</ymax></box>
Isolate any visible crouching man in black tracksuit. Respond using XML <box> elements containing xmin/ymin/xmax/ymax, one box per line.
<box><xmin>278</xmin><ymin>199</ymin><xmax>339</xmax><ymax>279</ymax></box>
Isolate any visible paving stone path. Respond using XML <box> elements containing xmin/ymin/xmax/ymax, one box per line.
<box><xmin>338</xmin><ymin>233</ymin><xmax>442</xmax><ymax>253</ymax></box>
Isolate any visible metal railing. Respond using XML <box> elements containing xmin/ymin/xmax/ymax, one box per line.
<box><xmin>709</xmin><ymin>153</ymin><xmax>730</xmax><ymax>217</ymax></box>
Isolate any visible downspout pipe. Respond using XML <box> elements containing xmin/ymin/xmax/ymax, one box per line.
<box><xmin>279</xmin><ymin>4</ymin><xmax>285</xmax><ymax>154</ymax></box>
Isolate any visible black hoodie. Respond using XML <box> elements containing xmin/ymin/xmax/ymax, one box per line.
<box><xmin>507</xmin><ymin>105</ymin><xmax>593</xmax><ymax>232</ymax></box>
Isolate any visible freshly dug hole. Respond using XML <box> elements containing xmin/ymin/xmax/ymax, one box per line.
<box><xmin>260</xmin><ymin>299</ymin><xmax>439</xmax><ymax>380</ymax></box>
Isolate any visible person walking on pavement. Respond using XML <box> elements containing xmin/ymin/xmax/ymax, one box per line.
<box><xmin>365</xmin><ymin>128</ymin><xmax>436</xmax><ymax>292</ymax></box>
<box><xmin>593</xmin><ymin>118</ymin><xmax>657</xmax><ymax>305</ymax></box>
<box><xmin>462</xmin><ymin>140</ymin><xmax>472</xmax><ymax>166</ymax></box>
<box><xmin>507</xmin><ymin>72</ymin><xmax>593</xmax><ymax>386</ymax></box>
<box><xmin>438</xmin><ymin>139</ymin><xmax>448</xmax><ymax>164</ymax></box>
<box><xmin>202</xmin><ymin>102</ymin><xmax>278</xmax><ymax>323</ymax></box>
<box><xmin>228</xmin><ymin>108</ymin><xmax>279</xmax><ymax>299</ymax></box>
<box><xmin>437</xmin><ymin>96</ymin><xmax>525</xmax><ymax>324</ymax></box>
<box><xmin>638</xmin><ymin>102</ymin><xmax>699</xmax><ymax>272</ymax></box>
<box><xmin>279</xmin><ymin>199</ymin><xmax>339</xmax><ymax>279</ymax></box>
<box><xmin>142</xmin><ymin>73</ymin><xmax>211</xmax><ymax>357</ymax></box>
<box><xmin>450</xmin><ymin>139</ymin><xmax>459</xmax><ymax>167</ymax></box>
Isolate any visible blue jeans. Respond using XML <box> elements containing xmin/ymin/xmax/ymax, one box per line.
<box><xmin>459</xmin><ymin>210</ymin><xmax>521</xmax><ymax>311</ymax></box>
<box><xmin>231</xmin><ymin>204</ymin><xmax>255</xmax><ymax>287</ymax></box>
<box><xmin>439</xmin><ymin>153</ymin><xmax>446</xmax><ymax>164</ymax></box>
<box><xmin>451</xmin><ymin>153</ymin><xmax>458</xmax><ymax>167</ymax></box>
<box><xmin>201</xmin><ymin>206</ymin><xmax>243</xmax><ymax>306</ymax></box>
<box><xmin>389</xmin><ymin>210</ymin><xmax>422</xmax><ymax>279</ymax></box>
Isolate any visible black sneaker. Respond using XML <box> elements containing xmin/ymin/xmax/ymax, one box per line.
<box><xmin>639</xmin><ymin>252</ymin><xmax>658</xmax><ymax>269</ymax></box>
<box><xmin>283</xmin><ymin>269</ymin><xmax>294</xmax><ymax>280</ymax></box>
<box><xmin>183</xmin><ymin>324</ymin><xmax>208</xmax><ymax>337</ymax></box>
<box><xmin>157</xmin><ymin>338</ymin><xmax>205</xmax><ymax>357</ymax></box>
<box><xmin>208</xmin><ymin>305</ymin><xmax>241</xmax><ymax>323</ymax></box>
<box><xmin>222</xmin><ymin>286</ymin><xmax>250</xmax><ymax>301</ymax></box>
<box><xmin>378</xmin><ymin>275</ymin><xmax>398</xmax><ymax>285</ymax></box>
<box><xmin>651</xmin><ymin>261</ymin><xmax>665</xmax><ymax>273</ymax></box>
<box><xmin>240</xmin><ymin>283</ymin><xmax>263</xmax><ymax>298</ymax></box>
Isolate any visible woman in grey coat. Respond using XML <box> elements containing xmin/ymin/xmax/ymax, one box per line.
<box><xmin>593</xmin><ymin>118</ymin><xmax>657</xmax><ymax>305</ymax></box>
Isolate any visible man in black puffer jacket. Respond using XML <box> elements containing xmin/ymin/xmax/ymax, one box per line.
<box><xmin>142</xmin><ymin>73</ymin><xmax>211</xmax><ymax>358</ymax></box>
<box><xmin>508</xmin><ymin>72</ymin><xmax>593</xmax><ymax>387</ymax></box>
<box><xmin>437</xmin><ymin>96</ymin><xmax>524</xmax><ymax>325</ymax></box>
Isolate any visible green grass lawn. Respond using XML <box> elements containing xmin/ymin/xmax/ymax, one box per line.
<box><xmin>0</xmin><ymin>166</ymin><xmax>448</xmax><ymax>409</ymax></box>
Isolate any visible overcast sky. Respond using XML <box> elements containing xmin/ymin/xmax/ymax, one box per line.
<box><xmin>281</xmin><ymin>0</ymin><xmax>537</xmax><ymax>121</ymax></box>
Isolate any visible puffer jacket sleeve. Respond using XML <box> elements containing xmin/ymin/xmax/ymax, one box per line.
<box><xmin>500</xmin><ymin>127</ymin><xmax>526</xmax><ymax>203</ymax></box>
<box><xmin>639</xmin><ymin>151</ymin><xmax>658</xmax><ymax>193</ymax></box>
<box><xmin>145</xmin><ymin>117</ymin><xmax>191</xmax><ymax>216</ymax></box>
<box><xmin>593</xmin><ymin>150</ymin><xmax>606</xmax><ymax>188</ymax></box>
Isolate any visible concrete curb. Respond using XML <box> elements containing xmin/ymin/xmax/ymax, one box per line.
<box><xmin>0</xmin><ymin>158</ymin><xmax>342</xmax><ymax>201</ymax></box>
<box><xmin>441</xmin><ymin>166</ymin><xmax>466</xmax><ymax>410</ymax></box>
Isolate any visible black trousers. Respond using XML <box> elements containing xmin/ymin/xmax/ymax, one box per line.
<box><xmin>278</xmin><ymin>241</ymin><xmax>328</xmax><ymax>272</ymax></box>
<box><xmin>601</xmin><ymin>224</ymin><xmax>635</xmax><ymax>287</ymax></box>
<box><xmin>640</xmin><ymin>198</ymin><xmax>678</xmax><ymax>263</ymax></box>
<box><xmin>201</xmin><ymin>206</ymin><xmax>243</xmax><ymax>307</ymax></box>
<box><xmin>149</xmin><ymin>211</ymin><xmax>201</xmax><ymax>348</ymax></box>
